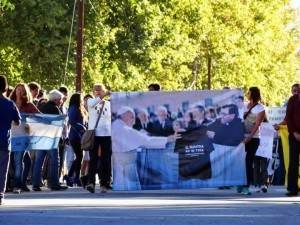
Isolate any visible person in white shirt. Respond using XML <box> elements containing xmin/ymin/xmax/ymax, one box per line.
<box><xmin>112</xmin><ymin>106</ymin><xmax>178</xmax><ymax>190</ymax></box>
<box><xmin>240</xmin><ymin>87</ymin><xmax>266</xmax><ymax>195</ymax></box>
<box><xmin>86</xmin><ymin>84</ymin><xmax>112</xmax><ymax>193</ymax></box>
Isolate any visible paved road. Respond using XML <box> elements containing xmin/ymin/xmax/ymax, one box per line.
<box><xmin>0</xmin><ymin>186</ymin><xmax>299</xmax><ymax>225</ymax></box>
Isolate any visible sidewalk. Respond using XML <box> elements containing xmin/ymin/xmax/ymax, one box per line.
<box><xmin>0</xmin><ymin>186</ymin><xmax>299</xmax><ymax>225</ymax></box>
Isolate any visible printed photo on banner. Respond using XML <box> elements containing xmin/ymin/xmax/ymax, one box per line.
<box><xmin>111</xmin><ymin>89</ymin><xmax>247</xmax><ymax>191</ymax></box>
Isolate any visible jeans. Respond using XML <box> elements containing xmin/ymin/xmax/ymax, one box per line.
<box><xmin>13</xmin><ymin>151</ymin><xmax>31</xmax><ymax>188</ymax></box>
<box><xmin>32</xmin><ymin>149</ymin><xmax>59</xmax><ymax>188</ymax></box>
<box><xmin>0</xmin><ymin>150</ymin><xmax>10</xmax><ymax>198</ymax></box>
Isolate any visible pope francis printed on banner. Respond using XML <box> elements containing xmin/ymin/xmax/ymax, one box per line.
<box><xmin>112</xmin><ymin>106</ymin><xmax>178</xmax><ymax>190</ymax></box>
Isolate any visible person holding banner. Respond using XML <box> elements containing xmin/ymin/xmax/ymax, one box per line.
<box><xmin>33</xmin><ymin>90</ymin><xmax>68</xmax><ymax>191</ymax></box>
<box><xmin>241</xmin><ymin>87</ymin><xmax>266</xmax><ymax>195</ymax></box>
<box><xmin>86</xmin><ymin>84</ymin><xmax>112</xmax><ymax>193</ymax></box>
<box><xmin>9</xmin><ymin>83</ymin><xmax>40</xmax><ymax>193</ymax></box>
<box><xmin>0</xmin><ymin>75</ymin><xmax>21</xmax><ymax>205</ymax></box>
<box><xmin>112</xmin><ymin>106</ymin><xmax>179</xmax><ymax>190</ymax></box>
<box><xmin>285</xmin><ymin>85</ymin><xmax>300</xmax><ymax>196</ymax></box>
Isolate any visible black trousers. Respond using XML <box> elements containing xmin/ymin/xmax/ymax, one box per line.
<box><xmin>68</xmin><ymin>139</ymin><xmax>83</xmax><ymax>179</ymax></box>
<box><xmin>253</xmin><ymin>156</ymin><xmax>268</xmax><ymax>187</ymax></box>
<box><xmin>287</xmin><ymin>134</ymin><xmax>300</xmax><ymax>193</ymax></box>
<box><xmin>88</xmin><ymin>136</ymin><xmax>111</xmax><ymax>186</ymax></box>
<box><xmin>245</xmin><ymin>138</ymin><xmax>260</xmax><ymax>186</ymax></box>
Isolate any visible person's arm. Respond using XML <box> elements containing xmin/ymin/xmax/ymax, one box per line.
<box><xmin>274</xmin><ymin>115</ymin><xmax>287</xmax><ymax>130</ymax></box>
<box><xmin>87</xmin><ymin>97</ymin><xmax>103</xmax><ymax>108</ymax></box>
<box><xmin>12</xmin><ymin>102</ymin><xmax>21</xmax><ymax>126</ymax></box>
<box><xmin>131</xmin><ymin>128</ymin><xmax>168</xmax><ymax>149</ymax></box>
<box><xmin>244</xmin><ymin>110</ymin><xmax>265</xmax><ymax>143</ymax></box>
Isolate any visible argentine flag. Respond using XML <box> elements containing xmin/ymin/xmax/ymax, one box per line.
<box><xmin>10</xmin><ymin>113</ymin><xmax>66</xmax><ymax>151</ymax></box>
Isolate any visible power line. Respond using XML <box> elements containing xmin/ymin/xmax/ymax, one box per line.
<box><xmin>63</xmin><ymin>0</ymin><xmax>77</xmax><ymax>85</ymax></box>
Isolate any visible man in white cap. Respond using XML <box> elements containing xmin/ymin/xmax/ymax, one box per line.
<box><xmin>112</xmin><ymin>106</ymin><xmax>178</xmax><ymax>190</ymax></box>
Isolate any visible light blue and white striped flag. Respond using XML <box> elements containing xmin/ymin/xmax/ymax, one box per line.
<box><xmin>10</xmin><ymin>113</ymin><xmax>66</xmax><ymax>151</ymax></box>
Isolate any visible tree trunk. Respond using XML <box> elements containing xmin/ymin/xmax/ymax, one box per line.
<box><xmin>207</xmin><ymin>55</ymin><xmax>212</xmax><ymax>90</ymax></box>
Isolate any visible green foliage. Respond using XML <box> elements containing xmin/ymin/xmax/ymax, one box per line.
<box><xmin>0</xmin><ymin>0</ymin><xmax>299</xmax><ymax>105</ymax></box>
<box><xmin>0</xmin><ymin>0</ymin><xmax>14</xmax><ymax>12</ymax></box>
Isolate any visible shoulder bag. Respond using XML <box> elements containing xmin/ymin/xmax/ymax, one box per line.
<box><xmin>81</xmin><ymin>101</ymin><xmax>105</xmax><ymax>151</ymax></box>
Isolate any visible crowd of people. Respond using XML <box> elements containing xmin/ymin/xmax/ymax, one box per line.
<box><xmin>0</xmin><ymin>74</ymin><xmax>300</xmax><ymax>205</ymax></box>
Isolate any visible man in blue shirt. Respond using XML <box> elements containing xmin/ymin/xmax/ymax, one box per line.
<box><xmin>0</xmin><ymin>75</ymin><xmax>21</xmax><ymax>205</ymax></box>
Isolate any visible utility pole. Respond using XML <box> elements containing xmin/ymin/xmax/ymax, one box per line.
<box><xmin>207</xmin><ymin>55</ymin><xmax>212</xmax><ymax>90</ymax></box>
<box><xmin>76</xmin><ymin>0</ymin><xmax>84</xmax><ymax>92</ymax></box>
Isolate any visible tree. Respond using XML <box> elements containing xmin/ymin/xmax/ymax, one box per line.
<box><xmin>0</xmin><ymin>0</ymin><xmax>299</xmax><ymax>105</ymax></box>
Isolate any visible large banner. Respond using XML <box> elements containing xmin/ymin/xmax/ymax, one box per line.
<box><xmin>10</xmin><ymin>114</ymin><xmax>65</xmax><ymax>152</ymax></box>
<box><xmin>111</xmin><ymin>89</ymin><xmax>247</xmax><ymax>190</ymax></box>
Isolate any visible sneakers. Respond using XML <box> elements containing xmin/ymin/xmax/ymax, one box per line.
<box><xmin>49</xmin><ymin>185</ymin><xmax>68</xmax><ymax>191</ymax></box>
<box><xmin>254</xmin><ymin>186</ymin><xmax>261</xmax><ymax>193</ymax></box>
<box><xmin>261</xmin><ymin>185</ymin><xmax>268</xmax><ymax>193</ymax></box>
<box><xmin>63</xmin><ymin>175</ymin><xmax>73</xmax><ymax>187</ymax></box>
<box><xmin>86</xmin><ymin>184</ymin><xmax>95</xmax><ymax>193</ymax></box>
<box><xmin>253</xmin><ymin>185</ymin><xmax>268</xmax><ymax>193</ymax></box>
<box><xmin>73</xmin><ymin>177</ymin><xmax>82</xmax><ymax>187</ymax></box>
<box><xmin>21</xmin><ymin>185</ymin><xmax>31</xmax><ymax>192</ymax></box>
<box><xmin>12</xmin><ymin>188</ymin><xmax>21</xmax><ymax>194</ymax></box>
<box><xmin>241</xmin><ymin>187</ymin><xmax>251</xmax><ymax>195</ymax></box>
<box><xmin>100</xmin><ymin>186</ymin><xmax>108</xmax><ymax>193</ymax></box>
<box><xmin>32</xmin><ymin>186</ymin><xmax>42</xmax><ymax>192</ymax></box>
<box><xmin>236</xmin><ymin>186</ymin><xmax>243</xmax><ymax>193</ymax></box>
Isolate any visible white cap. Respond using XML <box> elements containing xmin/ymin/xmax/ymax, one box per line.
<box><xmin>117</xmin><ymin>106</ymin><xmax>135</xmax><ymax>116</ymax></box>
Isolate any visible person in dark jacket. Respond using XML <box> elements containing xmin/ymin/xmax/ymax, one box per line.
<box><xmin>32</xmin><ymin>90</ymin><xmax>67</xmax><ymax>191</ymax></box>
<box><xmin>148</xmin><ymin>106</ymin><xmax>174</xmax><ymax>137</ymax></box>
<box><xmin>64</xmin><ymin>93</ymin><xmax>86</xmax><ymax>187</ymax></box>
<box><xmin>133</xmin><ymin>108</ymin><xmax>151</xmax><ymax>132</ymax></box>
<box><xmin>0</xmin><ymin>75</ymin><xmax>21</xmax><ymax>205</ymax></box>
<box><xmin>285</xmin><ymin>85</ymin><xmax>300</xmax><ymax>196</ymax></box>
